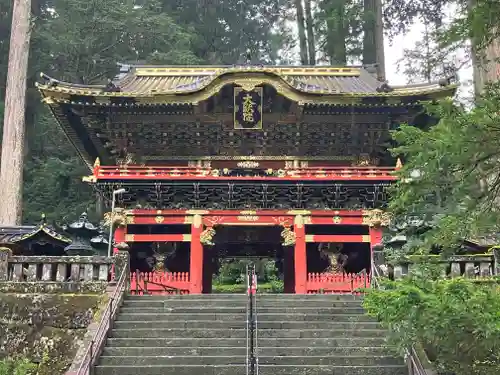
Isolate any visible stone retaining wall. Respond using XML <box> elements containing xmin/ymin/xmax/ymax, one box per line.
<box><xmin>0</xmin><ymin>248</ymin><xmax>129</xmax><ymax>375</ymax></box>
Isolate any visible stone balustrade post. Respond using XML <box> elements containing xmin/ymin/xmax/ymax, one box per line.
<box><xmin>450</xmin><ymin>262</ymin><xmax>461</xmax><ymax>277</ymax></box>
<box><xmin>0</xmin><ymin>247</ymin><xmax>11</xmax><ymax>281</ymax></box>
<box><xmin>113</xmin><ymin>250</ymin><xmax>130</xmax><ymax>288</ymax></box>
<box><xmin>493</xmin><ymin>248</ymin><xmax>500</xmax><ymax>276</ymax></box>
<box><xmin>372</xmin><ymin>249</ymin><xmax>386</xmax><ymax>276</ymax></box>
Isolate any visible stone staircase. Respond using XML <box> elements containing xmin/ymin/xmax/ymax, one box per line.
<box><xmin>94</xmin><ymin>294</ymin><xmax>407</xmax><ymax>375</ymax></box>
<box><xmin>255</xmin><ymin>294</ymin><xmax>407</xmax><ymax>375</ymax></box>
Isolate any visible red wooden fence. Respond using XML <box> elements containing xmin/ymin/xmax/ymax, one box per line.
<box><xmin>306</xmin><ymin>272</ymin><xmax>370</xmax><ymax>294</ymax></box>
<box><xmin>130</xmin><ymin>271</ymin><xmax>190</xmax><ymax>295</ymax></box>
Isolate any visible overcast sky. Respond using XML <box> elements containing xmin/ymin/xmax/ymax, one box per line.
<box><xmin>384</xmin><ymin>17</ymin><xmax>474</xmax><ymax>101</ymax></box>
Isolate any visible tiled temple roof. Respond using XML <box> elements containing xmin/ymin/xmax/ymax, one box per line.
<box><xmin>36</xmin><ymin>64</ymin><xmax>458</xmax><ymax>102</ymax></box>
<box><xmin>0</xmin><ymin>224</ymin><xmax>71</xmax><ymax>245</ymax></box>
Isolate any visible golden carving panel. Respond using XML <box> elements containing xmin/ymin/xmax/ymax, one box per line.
<box><xmin>362</xmin><ymin>209</ymin><xmax>391</xmax><ymax>227</ymax></box>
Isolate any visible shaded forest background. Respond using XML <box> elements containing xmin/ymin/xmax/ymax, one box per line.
<box><xmin>0</xmin><ymin>0</ymin><xmax>491</xmax><ymax>224</ymax></box>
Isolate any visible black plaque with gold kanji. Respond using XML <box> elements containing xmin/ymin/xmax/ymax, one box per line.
<box><xmin>234</xmin><ymin>87</ymin><xmax>263</xmax><ymax>129</ymax></box>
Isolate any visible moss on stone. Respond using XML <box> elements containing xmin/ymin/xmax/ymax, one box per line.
<box><xmin>0</xmin><ymin>281</ymin><xmax>108</xmax><ymax>294</ymax></box>
<box><xmin>0</xmin><ymin>292</ymin><xmax>109</xmax><ymax>375</ymax></box>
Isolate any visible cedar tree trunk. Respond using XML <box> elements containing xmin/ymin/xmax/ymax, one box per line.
<box><xmin>0</xmin><ymin>0</ymin><xmax>32</xmax><ymax>225</ymax></box>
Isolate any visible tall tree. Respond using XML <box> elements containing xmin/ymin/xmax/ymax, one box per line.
<box><xmin>304</xmin><ymin>0</ymin><xmax>316</xmax><ymax>65</ymax></box>
<box><xmin>373</xmin><ymin>0</ymin><xmax>385</xmax><ymax>79</ymax></box>
<box><xmin>362</xmin><ymin>0</ymin><xmax>385</xmax><ymax>79</ymax></box>
<box><xmin>0</xmin><ymin>0</ymin><xmax>32</xmax><ymax>225</ymax></box>
<box><xmin>398</xmin><ymin>22</ymin><xmax>459</xmax><ymax>83</ymax></box>
<box><xmin>318</xmin><ymin>0</ymin><xmax>363</xmax><ymax>65</ymax></box>
<box><xmin>382</xmin><ymin>0</ymin><xmax>500</xmax><ymax>93</ymax></box>
<box><xmin>159</xmin><ymin>0</ymin><xmax>287</xmax><ymax>65</ymax></box>
<box><xmin>295</xmin><ymin>0</ymin><xmax>309</xmax><ymax>64</ymax></box>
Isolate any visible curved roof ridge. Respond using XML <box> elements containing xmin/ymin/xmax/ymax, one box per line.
<box><xmin>391</xmin><ymin>80</ymin><xmax>451</xmax><ymax>90</ymax></box>
<box><xmin>36</xmin><ymin>73</ymin><xmax>107</xmax><ymax>90</ymax></box>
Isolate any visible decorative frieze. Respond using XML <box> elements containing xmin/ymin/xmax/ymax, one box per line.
<box><xmin>97</xmin><ymin>182</ymin><xmax>391</xmax><ymax>210</ymax></box>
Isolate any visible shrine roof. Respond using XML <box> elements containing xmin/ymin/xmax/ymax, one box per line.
<box><xmin>0</xmin><ymin>224</ymin><xmax>71</xmax><ymax>245</ymax></box>
<box><xmin>36</xmin><ymin>64</ymin><xmax>457</xmax><ymax>105</ymax></box>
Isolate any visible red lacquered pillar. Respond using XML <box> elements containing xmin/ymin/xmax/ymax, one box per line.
<box><xmin>294</xmin><ymin>215</ymin><xmax>307</xmax><ymax>294</ymax></box>
<box><xmin>369</xmin><ymin>226</ymin><xmax>383</xmax><ymax>254</ymax></box>
<box><xmin>114</xmin><ymin>226</ymin><xmax>126</xmax><ymax>254</ymax></box>
<box><xmin>369</xmin><ymin>225</ymin><xmax>383</xmax><ymax>284</ymax></box>
<box><xmin>189</xmin><ymin>214</ymin><xmax>203</xmax><ymax>294</ymax></box>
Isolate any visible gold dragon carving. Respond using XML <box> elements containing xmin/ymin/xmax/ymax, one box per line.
<box><xmin>103</xmin><ymin>209</ymin><xmax>127</xmax><ymax>228</ymax></box>
<box><xmin>200</xmin><ymin>227</ymin><xmax>216</xmax><ymax>246</ymax></box>
<box><xmin>281</xmin><ymin>226</ymin><xmax>296</xmax><ymax>246</ymax></box>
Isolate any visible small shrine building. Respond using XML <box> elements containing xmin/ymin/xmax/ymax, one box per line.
<box><xmin>37</xmin><ymin>65</ymin><xmax>457</xmax><ymax>293</ymax></box>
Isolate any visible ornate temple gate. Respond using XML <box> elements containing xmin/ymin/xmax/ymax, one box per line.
<box><xmin>36</xmin><ymin>64</ymin><xmax>457</xmax><ymax>295</ymax></box>
<box><xmin>113</xmin><ymin>209</ymin><xmax>387</xmax><ymax>294</ymax></box>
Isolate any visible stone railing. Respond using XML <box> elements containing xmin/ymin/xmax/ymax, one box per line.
<box><xmin>0</xmin><ymin>247</ymin><xmax>119</xmax><ymax>293</ymax></box>
<box><xmin>374</xmin><ymin>250</ymin><xmax>500</xmax><ymax>280</ymax></box>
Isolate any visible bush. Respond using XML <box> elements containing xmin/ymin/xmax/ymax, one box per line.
<box><xmin>363</xmin><ymin>264</ymin><xmax>500</xmax><ymax>375</ymax></box>
<box><xmin>0</xmin><ymin>358</ymin><xmax>37</xmax><ymax>375</ymax></box>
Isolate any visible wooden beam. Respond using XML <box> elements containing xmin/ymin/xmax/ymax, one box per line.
<box><xmin>127</xmin><ymin>216</ymin><xmax>193</xmax><ymax>225</ymax></box>
<box><xmin>130</xmin><ymin>209</ymin><xmax>365</xmax><ymax>217</ymax></box>
<box><xmin>305</xmin><ymin>216</ymin><xmax>364</xmax><ymax>225</ymax></box>
<box><xmin>305</xmin><ymin>234</ymin><xmax>370</xmax><ymax>243</ymax></box>
<box><xmin>124</xmin><ymin>234</ymin><xmax>191</xmax><ymax>242</ymax></box>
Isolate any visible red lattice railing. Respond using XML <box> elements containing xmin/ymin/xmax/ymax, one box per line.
<box><xmin>92</xmin><ymin>165</ymin><xmax>397</xmax><ymax>181</ymax></box>
<box><xmin>130</xmin><ymin>271</ymin><xmax>190</xmax><ymax>295</ymax></box>
<box><xmin>306</xmin><ymin>272</ymin><xmax>371</xmax><ymax>294</ymax></box>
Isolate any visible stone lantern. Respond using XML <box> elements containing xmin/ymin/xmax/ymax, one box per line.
<box><xmin>63</xmin><ymin>212</ymin><xmax>100</xmax><ymax>255</ymax></box>
<box><xmin>90</xmin><ymin>227</ymin><xmax>109</xmax><ymax>256</ymax></box>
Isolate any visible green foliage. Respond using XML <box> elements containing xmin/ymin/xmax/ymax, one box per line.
<box><xmin>215</xmin><ymin>259</ymin><xmax>281</xmax><ymax>285</ymax></box>
<box><xmin>363</xmin><ymin>265</ymin><xmax>500</xmax><ymax>375</ymax></box>
<box><xmin>159</xmin><ymin>0</ymin><xmax>291</xmax><ymax>64</ymax></box>
<box><xmin>34</xmin><ymin>0</ymin><xmax>200</xmax><ymax>83</ymax></box>
<box><xmin>382</xmin><ymin>0</ymin><xmax>449</xmax><ymax>38</ymax></box>
<box><xmin>389</xmin><ymin>84</ymin><xmax>500</xmax><ymax>251</ymax></box>
<box><xmin>0</xmin><ymin>358</ymin><xmax>37</xmax><ymax>375</ymax></box>
<box><xmin>212</xmin><ymin>282</ymin><xmax>282</xmax><ymax>294</ymax></box>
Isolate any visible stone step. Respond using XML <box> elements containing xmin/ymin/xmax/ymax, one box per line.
<box><xmin>125</xmin><ymin>294</ymin><xmax>363</xmax><ymax>301</ymax></box>
<box><xmin>106</xmin><ymin>337</ymin><xmax>387</xmax><ymax>348</ymax></box>
<box><xmin>121</xmin><ymin>299</ymin><xmax>363</xmax><ymax>308</ymax></box>
<box><xmin>115</xmin><ymin>312</ymin><xmax>375</xmax><ymax>322</ymax></box>
<box><xmin>118</xmin><ymin>306</ymin><xmax>366</xmax><ymax>314</ymax></box>
<box><xmin>109</xmin><ymin>328</ymin><xmax>386</xmax><ymax>339</ymax></box>
<box><xmin>102</xmin><ymin>346</ymin><xmax>391</xmax><ymax>357</ymax></box>
<box><xmin>112</xmin><ymin>320</ymin><xmax>381</xmax><ymax>330</ymax></box>
<box><xmin>98</xmin><ymin>355</ymin><xmax>403</xmax><ymax>366</ymax></box>
<box><xmin>109</xmin><ymin>328</ymin><xmax>247</xmax><ymax>339</ymax></box>
<box><xmin>93</xmin><ymin>365</ymin><xmax>407</xmax><ymax>375</ymax></box>
<box><xmin>125</xmin><ymin>293</ymin><xmax>247</xmax><ymax>301</ymax></box>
